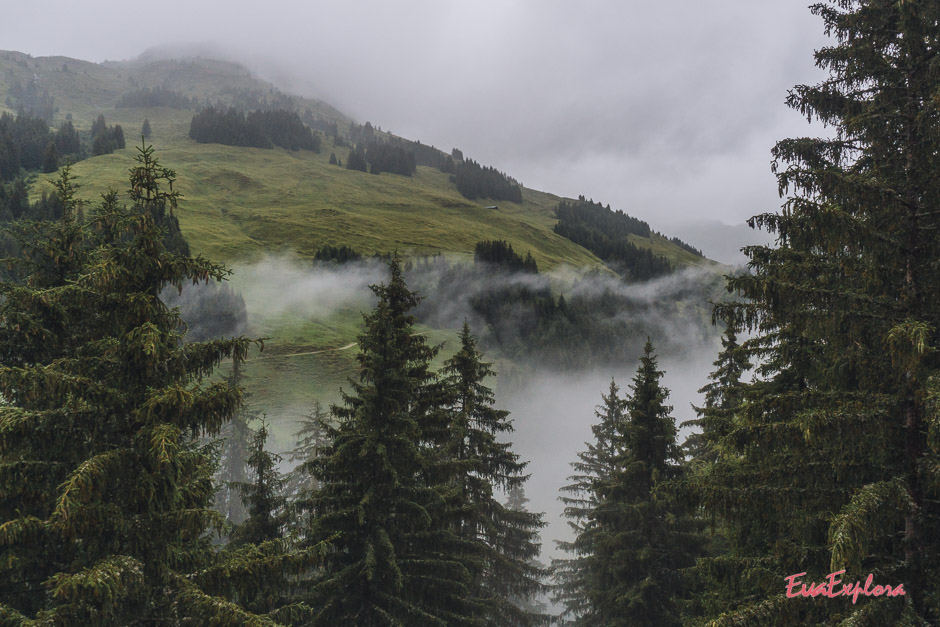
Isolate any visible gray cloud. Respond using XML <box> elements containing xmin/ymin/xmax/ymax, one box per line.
<box><xmin>231</xmin><ymin>255</ymin><xmax>382</xmax><ymax>324</ymax></box>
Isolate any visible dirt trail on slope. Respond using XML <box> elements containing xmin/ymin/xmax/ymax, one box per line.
<box><xmin>247</xmin><ymin>332</ymin><xmax>431</xmax><ymax>362</ymax></box>
<box><xmin>249</xmin><ymin>342</ymin><xmax>358</xmax><ymax>361</ymax></box>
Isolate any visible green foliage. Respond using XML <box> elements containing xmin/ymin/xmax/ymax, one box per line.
<box><xmin>189</xmin><ymin>107</ymin><xmax>321</xmax><ymax>152</ymax></box>
<box><xmin>54</xmin><ymin>120</ymin><xmax>81</xmax><ymax>158</ymax></box>
<box><xmin>41</xmin><ymin>141</ymin><xmax>58</xmax><ymax>174</ymax></box>
<box><xmin>414</xmin><ymin>258</ymin><xmax>718</xmax><ymax>370</ymax></box>
<box><xmin>305</xmin><ymin>259</ymin><xmax>473</xmax><ymax>625</ymax></box>
<box><xmin>589</xmin><ymin>341</ymin><xmax>703</xmax><ymax>625</ymax></box>
<box><xmin>553</xmin><ymin>379</ymin><xmax>628</xmax><ymax>624</ymax></box>
<box><xmin>89</xmin><ymin>115</ymin><xmax>125</xmax><ymax>156</ymax></box>
<box><xmin>345</xmin><ymin>145</ymin><xmax>368</xmax><ymax>172</ymax></box>
<box><xmin>286</xmin><ymin>400</ymin><xmax>330</xmax><ymax>507</ymax></box>
<box><xmin>697</xmin><ymin>2</ymin><xmax>940</xmax><ymax>623</ymax></box>
<box><xmin>365</xmin><ymin>143</ymin><xmax>416</xmax><ymax>176</ymax></box>
<box><xmin>0</xmin><ymin>142</ymin><xmax>291</xmax><ymax>623</ymax></box>
<box><xmin>214</xmin><ymin>359</ymin><xmax>253</xmax><ymax>526</ymax></box>
<box><xmin>312</xmin><ymin>243</ymin><xmax>361</xmax><ymax>264</ymax></box>
<box><xmin>117</xmin><ymin>87</ymin><xmax>199</xmax><ymax>110</ymax></box>
<box><xmin>473</xmin><ymin>239</ymin><xmax>538</xmax><ymax>273</ymax></box>
<box><xmin>455</xmin><ymin>158</ymin><xmax>523</xmax><ymax>203</ymax></box>
<box><xmin>553</xmin><ymin>197</ymin><xmax>673</xmax><ymax>281</ymax></box>
<box><xmin>683</xmin><ymin>326</ymin><xmax>750</xmax><ymax>464</ymax></box>
<box><xmin>0</xmin><ymin>111</ymin><xmax>58</xmax><ymax>180</ymax></box>
<box><xmin>230</xmin><ymin>419</ymin><xmax>289</xmax><ymax>547</ymax></box>
<box><xmin>554</xmin><ymin>342</ymin><xmax>704</xmax><ymax>625</ymax></box>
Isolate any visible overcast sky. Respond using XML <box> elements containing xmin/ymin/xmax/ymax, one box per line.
<box><xmin>4</xmin><ymin>1</ymin><xmax>830</xmax><ymax>241</ymax></box>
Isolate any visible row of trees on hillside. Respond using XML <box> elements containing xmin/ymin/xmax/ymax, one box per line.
<box><xmin>454</xmin><ymin>158</ymin><xmax>523</xmax><ymax>203</ymax></box>
<box><xmin>90</xmin><ymin>114</ymin><xmax>125</xmax><ymax>156</ymax></box>
<box><xmin>0</xmin><ymin>112</ymin><xmax>84</xmax><ymax>181</ymax></box>
<box><xmin>553</xmin><ymin>197</ymin><xmax>673</xmax><ymax>281</ymax></box>
<box><xmin>474</xmin><ymin>239</ymin><xmax>539</xmax><ymax>273</ymax></box>
<box><xmin>116</xmin><ymin>86</ymin><xmax>199</xmax><ymax>109</ymax></box>
<box><xmin>401</xmin><ymin>254</ymin><xmax>717</xmax><ymax>370</ymax></box>
<box><xmin>342</xmin><ymin>142</ymin><xmax>418</xmax><ymax>176</ymax></box>
<box><xmin>189</xmin><ymin>106</ymin><xmax>321</xmax><ymax>152</ymax></box>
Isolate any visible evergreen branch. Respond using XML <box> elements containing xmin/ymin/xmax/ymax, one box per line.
<box><xmin>0</xmin><ymin>602</ymin><xmax>29</xmax><ymax>624</ymax></box>
<box><xmin>169</xmin><ymin>572</ymin><xmax>280</xmax><ymax>626</ymax></box>
<box><xmin>828</xmin><ymin>478</ymin><xmax>914</xmax><ymax>574</ymax></box>
<box><xmin>50</xmin><ymin>449</ymin><xmax>132</xmax><ymax>530</ymax></box>
<box><xmin>0</xmin><ymin>516</ymin><xmax>43</xmax><ymax>548</ymax></box>
<box><xmin>149</xmin><ymin>422</ymin><xmax>181</xmax><ymax>466</ymax></box>
<box><xmin>704</xmin><ymin>595</ymin><xmax>793</xmax><ymax>627</ymax></box>
<box><xmin>838</xmin><ymin>595</ymin><xmax>922</xmax><ymax>627</ymax></box>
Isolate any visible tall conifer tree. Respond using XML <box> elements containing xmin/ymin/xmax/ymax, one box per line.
<box><xmin>215</xmin><ymin>358</ymin><xmax>253</xmax><ymax>526</ymax></box>
<box><xmin>587</xmin><ymin>340</ymin><xmax>703</xmax><ymax>626</ymax></box>
<box><xmin>552</xmin><ymin>379</ymin><xmax>628</xmax><ymax>625</ymax></box>
<box><xmin>306</xmin><ymin>260</ymin><xmax>472</xmax><ymax>625</ymax></box>
<box><xmin>230</xmin><ymin>419</ymin><xmax>289</xmax><ymax>547</ymax></box>
<box><xmin>699</xmin><ymin>2</ymin><xmax>940</xmax><ymax>623</ymax></box>
<box><xmin>440</xmin><ymin>322</ymin><xmax>547</xmax><ymax>626</ymax></box>
<box><xmin>555</xmin><ymin>343</ymin><xmax>703</xmax><ymax>625</ymax></box>
<box><xmin>0</xmin><ymin>144</ymin><xmax>311</xmax><ymax>624</ymax></box>
<box><xmin>684</xmin><ymin>326</ymin><xmax>750</xmax><ymax>464</ymax></box>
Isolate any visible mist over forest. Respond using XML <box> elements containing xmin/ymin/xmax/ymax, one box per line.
<box><xmin>2</xmin><ymin>1</ymin><xmax>939</xmax><ymax>624</ymax></box>
<box><xmin>170</xmin><ymin>255</ymin><xmax>726</xmax><ymax>553</ymax></box>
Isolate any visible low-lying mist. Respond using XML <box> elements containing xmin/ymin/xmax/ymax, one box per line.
<box><xmin>233</xmin><ymin>255</ymin><xmax>385</xmax><ymax>324</ymax></box>
<box><xmin>498</xmin><ymin>347</ymin><xmax>721</xmax><ymax>566</ymax></box>
<box><xmin>178</xmin><ymin>255</ymin><xmax>729</xmax><ymax>571</ymax></box>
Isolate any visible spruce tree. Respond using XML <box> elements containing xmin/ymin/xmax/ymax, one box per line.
<box><xmin>555</xmin><ymin>343</ymin><xmax>704</xmax><ymax>626</ymax></box>
<box><xmin>345</xmin><ymin>146</ymin><xmax>368</xmax><ymax>172</ymax></box>
<box><xmin>683</xmin><ymin>326</ymin><xmax>749</xmax><ymax>463</ymax></box>
<box><xmin>230</xmin><ymin>419</ymin><xmax>289</xmax><ymax>547</ymax></box>
<box><xmin>215</xmin><ymin>358</ymin><xmax>253</xmax><ymax>526</ymax></box>
<box><xmin>286</xmin><ymin>401</ymin><xmax>329</xmax><ymax>523</ymax></box>
<box><xmin>504</xmin><ymin>486</ymin><xmax>550</xmax><ymax>619</ymax></box>
<box><xmin>681</xmin><ymin>326</ymin><xmax>750</xmax><ymax>621</ymax></box>
<box><xmin>0</xmin><ymin>143</ymin><xmax>302</xmax><ymax>624</ymax></box>
<box><xmin>217</xmin><ymin>418</ymin><xmax>316</xmax><ymax>622</ymax></box>
<box><xmin>41</xmin><ymin>141</ymin><xmax>58</xmax><ymax>173</ymax></box>
<box><xmin>699</xmin><ymin>2</ymin><xmax>940</xmax><ymax>624</ymax></box>
<box><xmin>552</xmin><ymin>379</ymin><xmax>627</xmax><ymax>625</ymax></box>
<box><xmin>587</xmin><ymin>340</ymin><xmax>703</xmax><ymax>626</ymax></box>
<box><xmin>305</xmin><ymin>259</ymin><xmax>472</xmax><ymax>625</ymax></box>
<box><xmin>440</xmin><ymin>322</ymin><xmax>547</xmax><ymax>626</ymax></box>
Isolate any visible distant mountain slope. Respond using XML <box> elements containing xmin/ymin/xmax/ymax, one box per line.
<box><xmin>2</xmin><ymin>50</ymin><xmax>715</xmax><ymax>272</ymax></box>
<box><xmin>0</xmin><ymin>50</ymin><xmax>347</xmax><ymax>128</ymax></box>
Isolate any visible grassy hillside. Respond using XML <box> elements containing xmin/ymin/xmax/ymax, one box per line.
<box><xmin>27</xmin><ymin>107</ymin><xmax>605</xmax><ymax>270</ymax></box>
<box><xmin>3</xmin><ymin>50</ymin><xmax>721</xmax><ymax>445</ymax></box>
<box><xmin>5</xmin><ymin>49</ymin><xmax>712</xmax><ymax>272</ymax></box>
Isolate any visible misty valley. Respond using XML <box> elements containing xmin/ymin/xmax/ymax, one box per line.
<box><xmin>2</xmin><ymin>1</ymin><xmax>940</xmax><ymax>624</ymax></box>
